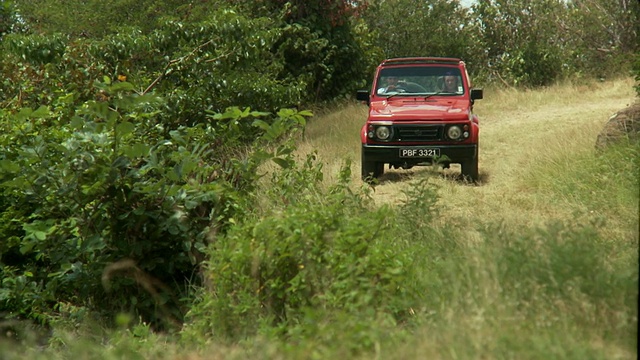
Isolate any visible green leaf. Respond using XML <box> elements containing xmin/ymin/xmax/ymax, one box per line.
<box><xmin>109</xmin><ymin>82</ymin><xmax>135</xmax><ymax>92</ymax></box>
<box><xmin>123</xmin><ymin>143</ymin><xmax>151</xmax><ymax>158</ymax></box>
<box><xmin>250</xmin><ymin>111</ymin><xmax>271</xmax><ymax>117</ymax></box>
<box><xmin>0</xmin><ymin>289</ymin><xmax>11</xmax><ymax>301</ymax></box>
<box><xmin>16</xmin><ymin>107</ymin><xmax>33</xmax><ymax>120</ymax></box>
<box><xmin>252</xmin><ymin>119</ymin><xmax>270</xmax><ymax>130</ymax></box>
<box><xmin>181</xmin><ymin>158</ymin><xmax>198</xmax><ymax>177</ymax></box>
<box><xmin>19</xmin><ymin>241</ymin><xmax>35</xmax><ymax>254</ymax></box>
<box><xmin>70</xmin><ymin>115</ymin><xmax>84</xmax><ymax>130</ymax></box>
<box><xmin>0</xmin><ymin>160</ymin><xmax>20</xmax><ymax>173</ymax></box>
<box><xmin>117</xmin><ymin>121</ymin><xmax>135</xmax><ymax>136</ymax></box>
<box><xmin>272</xmin><ymin>157</ymin><xmax>291</xmax><ymax>169</ymax></box>
<box><xmin>210</xmin><ymin>106</ymin><xmax>243</xmax><ymax>120</ymax></box>
<box><xmin>31</xmin><ymin>105</ymin><xmax>51</xmax><ymax>118</ymax></box>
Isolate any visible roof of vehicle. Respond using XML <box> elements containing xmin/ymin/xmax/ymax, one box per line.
<box><xmin>380</xmin><ymin>57</ymin><xmax>463</xmax><ymax>66</ymax></box>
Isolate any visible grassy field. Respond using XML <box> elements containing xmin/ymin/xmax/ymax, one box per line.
<box><xmin>2</xmin><ymin>78</ymin><xmax>637</xmax><ymax>359</ymax></box>
<box><xmin>272</xmin><ymin>77</ymin><xmax>639</xmax><ymax>358</ymax></box>
<box><xmin>300</xmin><ymin>78</ymin><xmax>638</xmax><ymax>232</ymax></box>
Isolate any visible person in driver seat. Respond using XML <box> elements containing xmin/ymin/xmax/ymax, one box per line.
<box><xmin>378</xmin><ymin>75</ymin><xmax>403</xmax><ymax>94</ymax></box>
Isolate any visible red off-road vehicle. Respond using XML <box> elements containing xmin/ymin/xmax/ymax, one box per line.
<box><xmin>356</xmin><ymin>57</ymin><xmax>483</xmax><ymax>182</ymax></box>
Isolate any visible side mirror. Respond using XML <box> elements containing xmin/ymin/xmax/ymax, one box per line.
<box><xmin>470</xmin><ymin>88</ymin><xmax>483</xmax><ymax>100</ymax></box>
<box><xmin>356</xmin><ymin>90</ymin><xmax>370</xmax><ymax>105</ymax></box>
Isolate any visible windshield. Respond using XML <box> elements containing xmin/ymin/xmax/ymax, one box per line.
<box><xmin>375</xmin><ymin>66</ymin><xmax>464</xmax><ymax>97</ymax></box>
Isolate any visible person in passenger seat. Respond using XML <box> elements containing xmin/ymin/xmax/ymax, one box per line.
<box><xmin>442</xmin><ymin>74</ymin><xmax>459</xmax><ymax>93</ymax></box>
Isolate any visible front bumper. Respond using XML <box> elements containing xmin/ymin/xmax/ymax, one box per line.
<box><xmin>362</xmin><ymin>144</ymin><xmax>477</xmax><ymax>165</ymax></box>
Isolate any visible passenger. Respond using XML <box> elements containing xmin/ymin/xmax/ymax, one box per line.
<box><xmin>443</xmin><ymin>74</ymin><xmax>459</xmax><ymax>93</ymax></box>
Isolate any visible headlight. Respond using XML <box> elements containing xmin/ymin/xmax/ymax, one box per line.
<box><xmin>447</xmin><ymin>125</ymin><xmax>462</xmax><ymax>140</ymax></box>
<box><xmin>375</xmin><ymin>126</ymin><xmax>391</xmax><ymax>140</ymax></box>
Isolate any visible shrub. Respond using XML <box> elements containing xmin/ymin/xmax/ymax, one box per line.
<box><xmin>182</xmin><ymin>160</ymin><xmax>429</xmax><ymax>352</ymax></box>
<box><xmin>0</xmin><ymin>78</ymin><xmax>311</xmax><ymax>328</ymax></box>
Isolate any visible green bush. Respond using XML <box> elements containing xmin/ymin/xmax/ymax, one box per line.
<box><xmin>0</xmin><ymin>14</ymin><xmax>303</xmax><ymax>117</ymax></box>
<box><xmin>0</xmin><ymin>77</ymin><xmax>311</xmax><ymax>328</ymax></box>
<box><xmin>182</xmin><ymin>160</ymin><xmax>430</xmax><ymax>352</ymax></box>
<box><xmin>0</xmin><ymin>5</ymin><xmax>371</xmax><ymax>115</ymax></box>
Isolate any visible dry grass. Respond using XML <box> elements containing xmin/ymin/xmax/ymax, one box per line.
<box><xmin>296</xmin><ymin>77</ymin><xmax>637</xmax><ymax>235</ymax></box>
<box><xmin>171</xmin><ymin>77</ymin><xmax>638</xmax><ymax>360</ymax></box>
<box><xmin>246</xmin><ymin>78</ymin><xmax>638</xmax><ymax>359</ymax></box>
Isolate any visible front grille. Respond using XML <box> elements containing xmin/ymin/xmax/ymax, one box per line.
<box><xmin>395</xmin><ymin>124</ymin><xmax>443</xmax><ymax>142</ymax></box>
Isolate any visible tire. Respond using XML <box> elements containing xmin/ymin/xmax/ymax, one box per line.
<box><xmin>461</xmin><ymin>157</ymin><xmax>479</xmax><ymax>182</ymax></box>
<box><xmin>361</xmin><ymin>151</ymin><xmax>384</xmax><ymax>182</ymax></box>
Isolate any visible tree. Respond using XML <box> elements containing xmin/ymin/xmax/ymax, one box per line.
<box><xmin>470</xmin><ymin>0</ymin><xmax>571</xmax><ymax>86</ymax></box>
<box><xmin>470</xmin><ymin>0</ymin><xmax>639</xmax><ymax>85</ymax></box>
<box><xmin>562</xmin><ymin>0</ymin><xmax>640</xmax><ymax>77</ymax></box>
<box><xmin>229</xmin><ymin>0</ymin><xmax>375</xmax><ymax>100</ymax></box>
<box><xmin>363</xmin><ymin>0</ymin><xmax>474</xmax><ymax>61</ymax></box>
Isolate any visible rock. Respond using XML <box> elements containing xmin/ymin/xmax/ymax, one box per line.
<box><xmin>596</xmin><ymin>102</ymin><xmax>640</xmax><ymax>149</ymax></box>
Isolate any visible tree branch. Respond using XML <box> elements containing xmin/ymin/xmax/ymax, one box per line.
<box><xmin>141</xmin><ymin>40</ymin><xmax>234</xmax><ymax>95</ymax></box>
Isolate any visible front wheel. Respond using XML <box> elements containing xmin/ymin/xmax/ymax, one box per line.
<box><xmin>362</xmin><ymin>152</ymin><xmax>384</xmax><ymax>182</ymax></box>
<box><xmin>461</xmin><ymin>157</ymin><xmax>479</xmax><ymax>182</ymax></box>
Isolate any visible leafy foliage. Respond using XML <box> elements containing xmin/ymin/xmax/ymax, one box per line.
<box><xmin>470</xmin><ymin>0</ymin><xmax>569</xmax><ymax>86</ymax></box>
<box><xmin>0</xmin><ymin>13</ymin><xmax>304</xmax><ymax>115</ymax></box>
<box><xmin>0</xmin><ymin>0</ymin><xmax>25</xmax><ymax>39</ymax></box>
<box><xmin>363</xmin><ymin>0</ymin><xmax>474</xmax><ymax>60</ymax></box>
<box><xmin>0</xmin><ymin>76</ymin><xmax>312</xmax><ymax>328</ymax></box>
<box><xmin>9</xmin><ymin>0</ymin><xmax>375</xmax><ymax>103</ymax></box>
<box><xmin>231</xmin><ymin>0</ymin><xmax>374</xmax><ymax>101</ymax></box>
<box><xmin>182</xmin><ymin>159</ymin><xmax>429</xmax><ymax>349</ymax></box>
<box><xmin>11</xmin><ymin>0</ymin><xmax>206</xmax><ymax>37</ymax></box>
<box><xmin>472</xmin><ymin>0</ymin><xmax>640</xmax><ymax>85</ymax></box>
<box><xmin>361</xmin><ymin>0</ymin><xmax>638</xmax><ymax>87</ymax></box>
<box><xmin>9</xmin><ymin>0</ymin><xmax>639</xmax><ymax>91</ymax></box>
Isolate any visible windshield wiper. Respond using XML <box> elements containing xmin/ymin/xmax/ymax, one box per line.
<box><xmin>386</xmin><ymin>92</ymin><xmax>427</xmax><ymax>100</ymax></box>
<box><xmin>422</xmin><ymin>91</ymin><xmax>442</xmax><ymax>100</ymax></box>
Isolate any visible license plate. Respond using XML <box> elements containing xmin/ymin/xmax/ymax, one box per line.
<box><xmin>399</xmin><ymin>148</ymin><xmax>440</xmax><ymax>158</ymax></box>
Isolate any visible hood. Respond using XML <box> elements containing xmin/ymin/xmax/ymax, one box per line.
<box><xmin>369</xmin><ymin>97</ymin><xmax>471</xmax><ymax>121</ymax></box>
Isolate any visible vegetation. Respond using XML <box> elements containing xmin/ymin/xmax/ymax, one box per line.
<box><xmin>0</xmin><ymin>0</ymin><xmax>638</xmax><ymax>358</ymax></box>
<box><xmin>2</xmin><ymin>82</ymin><xmax>638</xmax><ymax>357</ymax></box>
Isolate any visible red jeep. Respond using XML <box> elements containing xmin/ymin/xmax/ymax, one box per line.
<box><xmin>356</xmin><ymin>57</ymin><xmax>483</xmax><ymax>182</ymax></box>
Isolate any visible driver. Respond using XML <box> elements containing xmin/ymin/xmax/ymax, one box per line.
<box><xmin>378</xmin><ymin>76</ymin><xmax>402</xmax><ymax>94</ymax></box>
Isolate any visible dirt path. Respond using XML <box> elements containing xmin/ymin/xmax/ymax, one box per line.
<box><xmin>301</xmin><ymin>78</ymin><xmax>636</xmax><ymax>230</ymax></box>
